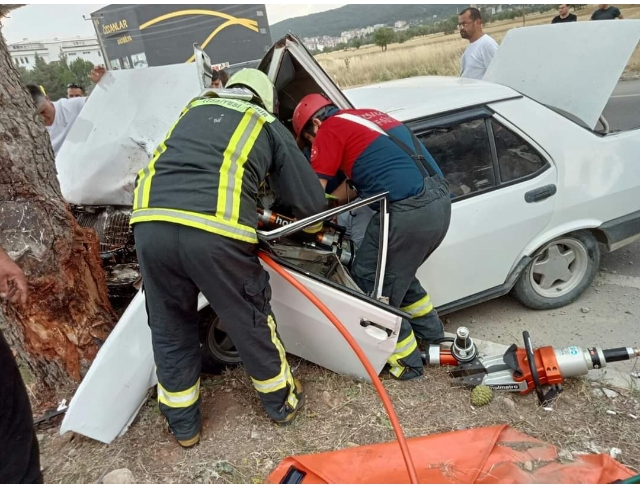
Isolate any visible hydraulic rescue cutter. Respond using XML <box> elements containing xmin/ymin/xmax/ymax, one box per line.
<box><xmin>424</xmin><ymin>328</ymin><xmax>640</xmax><ymax>405</ymax></box>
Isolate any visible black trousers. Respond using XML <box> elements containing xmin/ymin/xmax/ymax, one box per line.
<box><xmin>134</xmin><ymin>222</ymin><xmax>301</xmax><ymax>440</ymax></box>
<box><xmin>0</xmin><ymin>331</ymin><xmax>42</xmax><ymax>484</ymax></box>
<box><xmin>352</xmin><ymin>175</ymin><xmax>452</xmax><ymax>379</ymax></box>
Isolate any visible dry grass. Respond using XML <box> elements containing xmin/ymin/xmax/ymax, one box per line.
<box><xmin>315</xmin><ymin>6</ymin><xmax>640</xmax><ymax>88</ymax></box>
<box><xmin>38</xmin><ymin>360</ymin><xmax>640</xmax><ymax>483</ymax></box>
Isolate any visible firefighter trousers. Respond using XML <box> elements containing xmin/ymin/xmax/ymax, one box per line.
<box><xmin>352</xmin><ymin>175</ymin><xmax>452</xmax><ymax>380</ymax></box>
<box><xmin>134</xmin><ymin>222</ymin><xmax>301</xmax><ymax>441</ymax></box>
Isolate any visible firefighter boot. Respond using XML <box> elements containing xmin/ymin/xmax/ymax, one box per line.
<box><xmin>273</xmin><ymin>379</ymin><xmax>305</xmax><ymax>426</ymax></box>
<box><xmin>166</xmin><ymin>422</ymin><xmax>201</xmax><ymax>449</ymax></box>
<box><xmin>178</xmin><ymin>432</ymin><xmax>201</xmax><ymax>449</ymax></box>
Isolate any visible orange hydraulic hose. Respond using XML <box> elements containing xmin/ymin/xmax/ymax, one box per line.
<box><xmin>259</xmin><ymin>251</ymin><xmax>420</xmax><ymax>484</ymax></box>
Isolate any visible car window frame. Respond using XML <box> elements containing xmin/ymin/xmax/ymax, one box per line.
<box><xmin>407</xmin><ymin>107</ymin><xmax>552</xmax><ymax>203</ymax></box>
<box><xmin>489</xmin><ymin>114</ymin><xmax>552</xmax><ymax>187</ymax></box>
<box><xmin>257</xmin><ymin>192</ymin><xmax>409</xmax><ymax>316</ymax></box>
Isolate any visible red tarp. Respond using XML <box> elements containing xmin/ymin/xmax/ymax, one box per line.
<box><xmin>267</xmin><ymin>424</ymin><xmax>635</xmax><ymax>484</ymax></box>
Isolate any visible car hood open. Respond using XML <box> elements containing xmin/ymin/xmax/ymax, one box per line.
<box><xmin>484</xmin><ymin>20</ymin><xmax>640</xmax><ymax>130</ymax></box>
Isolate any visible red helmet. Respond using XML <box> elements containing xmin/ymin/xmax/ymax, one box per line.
<box><xmin>292</xmin><ymin>94</ymin><xmax>333</xmax><ymax>138</ymax></box>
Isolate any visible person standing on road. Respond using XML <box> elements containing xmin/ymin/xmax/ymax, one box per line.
<box><xmin>591</xmin><ymin>4</ymin><xmax>624</xmax><ymax>20</ymax></box>
<box><xmin>292</xmin><ymin>94</ymin><xmax>452</xmax><ymax>381</ymax></box>
<box><xmin>26</xmin><ymin>65</ymin><xmax>105</xmax><ymax>155</ymax></box>
<box><xmin>130</xmin><ymin>69</ymin><xmax>326</xmax><ymax>448</ymax></box>
<box><xmin>552</xmin><ymin>4</ymin><xmax>578</xmax><ymax>23</ymax></box>
<box><xmin>458</xmin><ymin>7</ymin><xmax>499</xmax><ymax>80</ymax></box>
<box><xmin>0</xmin><ymin>247</ymin><xmax>43</xmax><ymax>484</ymax></box>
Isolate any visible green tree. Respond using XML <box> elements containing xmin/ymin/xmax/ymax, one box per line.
<box><xmin>15</xmin><ymin>53</ymin><xmax>95</xmax><ymax>101</ymax></box>
<box><xmin>351</xmin><ymin>38</ymin><xmax>362</xmax><ymax>50</ymax></box>
<box><xmin>443</xmin><ymin>15</ymin><xmax>459</xmax><ymax>35</ymax></box>
<box><xmin>373</xmin><ymin>27</ymin><xmax>395</xmax><ymax>51</ymax></box>
<box><xmin>69</xmin><ymin>58</ymin><xmax>95</xmax><ymax>91</ymax></box>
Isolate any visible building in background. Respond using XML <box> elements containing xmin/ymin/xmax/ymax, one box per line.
<box><xmin>91</xmin><ymin>4</ymin><xmax>271</xmax><ymax>70</ymax></box>
<box><xmin>9</xmin><ymin>36</ymin><xmax>103</xmax><ymax>70</ymax></box>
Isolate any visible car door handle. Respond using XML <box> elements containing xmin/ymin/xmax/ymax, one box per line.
<box><xmin>525</xmin><ymin>184</ymin><xmax>556</xmax><ymax>203</ymax></box>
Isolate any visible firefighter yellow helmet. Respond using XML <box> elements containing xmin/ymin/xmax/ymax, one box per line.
<box><xmin>226</xmin><ymin>68</ymin><xmax>278</xmax><ymax>114</ymax></box>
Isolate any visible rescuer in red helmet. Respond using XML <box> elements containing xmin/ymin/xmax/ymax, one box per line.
<box><xmin>292</xmin><ymin>94</ymin><xmax>452</xmax><ymax>380</ymax></box>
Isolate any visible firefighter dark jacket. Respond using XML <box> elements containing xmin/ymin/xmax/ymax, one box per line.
<box><xmin>130</xmin><ymin>97</ymin><xmax>326</xmax><ymax>243</ymax></box>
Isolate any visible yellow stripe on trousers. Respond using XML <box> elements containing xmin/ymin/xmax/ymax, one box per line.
<box><xmin>251</xmin><ymin>316</ymin><xmax>299</xmax><ymax>409</ymax></box>
<box><xmin>157</xmin><ymin>378</ymin><xmax>200</xmax><ymax>408</ymax></box>
<box><xmin>388</xmin><ymin>332</ymin><xmax>418</xmax><ymax>378</ymax></box>
<box><xmin>401</xmin><ymin>294</ymin><xmax>434</xmax><ymax>319</ymax></box>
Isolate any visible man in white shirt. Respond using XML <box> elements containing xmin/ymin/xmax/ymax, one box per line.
<box><xmin>26</xmin><ymin>65</ymin><xmax>105</xmax><ymax>155</ymax></box>
<box><xmin>458</xmin><ymin>8</ymin><xmax>499</xmax><ymax>80</ymax></box>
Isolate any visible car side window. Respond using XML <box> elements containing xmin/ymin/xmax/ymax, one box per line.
<box><xmin>418</xmin><ymin>119</ymin><xmax>495</xmax><ymax>198</ymax></box>
<box><xmin>491</xmin><ymin>119</ymin><xmax>546</xmax><ymax>183</ymax></box>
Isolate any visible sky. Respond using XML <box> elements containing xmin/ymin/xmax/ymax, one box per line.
<box><xmin>0</xmin><ymin>3</ymin><xmax>345</xmax><ymax>43</ymax></box>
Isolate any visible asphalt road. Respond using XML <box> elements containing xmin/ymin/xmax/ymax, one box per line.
<box><xmin>603</xmin><ymin>79</ymin><xmax>640</xmax><ymax>132</ymax></box>
<box><xmin>445</xmin><ymin>80</ymin><xmax>640</xmax><ymax>376</ymax></box>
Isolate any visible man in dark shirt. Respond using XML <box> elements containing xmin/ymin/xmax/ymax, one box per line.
<box><xmin>552</xmin><ymin>4</ymin><xmax>577</xmax><ymax>23</ymax></box>
<box><xmin>591</xmin><ymin>4</ymin><xmax>624</xmax><ymax>20</ymax></box>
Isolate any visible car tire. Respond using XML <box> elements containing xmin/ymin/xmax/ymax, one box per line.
<box><xmin>199</xmin><ymin>306</ymin><xmax>242</xmax><ymax>374</ymax></box>
<box><xmin>512</xmin><ymin>231</ymin><xmax>600</xmax><ymax>310</ymax></box>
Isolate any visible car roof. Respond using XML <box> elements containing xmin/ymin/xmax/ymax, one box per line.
<box><xmin>344</xmin><ymin>76</ymin><xmax>521</xmax><ymax>122</ymax></box>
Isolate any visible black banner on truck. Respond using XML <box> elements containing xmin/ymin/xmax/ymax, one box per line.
<box><xmin>91</xmin><ymin>4</ymin><xmax>271</xmax><ymax>70</ymax></box>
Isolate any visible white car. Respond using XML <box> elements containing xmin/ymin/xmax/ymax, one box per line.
<box><xmin>60</xmin><ymin>21</ymin><xmax>640</xmax><ymax>443</ymax></box>
<box><xmin>269</xmin><ymin>22</ymin><xmax>640</xmax><ymax>315</ymax></box>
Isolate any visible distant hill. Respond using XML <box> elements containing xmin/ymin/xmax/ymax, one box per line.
<box><xmin>269</xmin><ymin>4</ymin><xmax>468</xmax><ymax>39</ymax></box>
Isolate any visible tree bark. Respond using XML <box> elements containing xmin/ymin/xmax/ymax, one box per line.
<box><xmin>0</xmin><ymin>25</ymin><xmax>116</xmax><ymax>391</ymax></box>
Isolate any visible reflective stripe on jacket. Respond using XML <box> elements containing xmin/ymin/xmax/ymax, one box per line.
<box><xmin>130</xmin><ymin>96</ymin><xmax>326</xmax><ymax>243</ymax></box>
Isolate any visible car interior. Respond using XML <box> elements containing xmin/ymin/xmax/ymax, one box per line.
<box><xmin>254</xmin><ymin>45</ymin><xmax>376</xmax><ymax>297</ymax></box>
<box><xmin>260</xmin><ymin>48</ymin><xmax>326</xmax><ymax>137</ymax></box>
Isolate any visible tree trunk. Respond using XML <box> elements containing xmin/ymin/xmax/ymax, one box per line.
<box><xmin>0</xmin><ymin>26</ymin><xmax>116</xmax><ymax>392</ymax></box>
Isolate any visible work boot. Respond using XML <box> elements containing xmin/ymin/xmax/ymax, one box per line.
<box><xmin>273</xmin><ymin>379</ymin><xmax>305</xmax><ymax>426</ymax></box>
<box><xmin>177</xmin><ymin>432</ymin><xmax>201</xmax><ymax>448</ymax></box>
<box><xmin>380</xmin><ymin>364</ymin><xmax>424</xmax><ymax>381</ymax></box>
<box><xmin>166</xmin><ymin>423</ymin><xmax>201</xmax><ymax>449</ymax></box>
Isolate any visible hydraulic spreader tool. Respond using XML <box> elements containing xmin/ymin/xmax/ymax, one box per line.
<box><xmin>422</xmin><ymin>327</ymin><xmax>639</xmax><ymax>405</ymax></box>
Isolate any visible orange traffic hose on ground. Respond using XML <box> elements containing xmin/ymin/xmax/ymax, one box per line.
<box><xmin>259</xmin><ymin>251</ymin><xmax>419</xmax><ymax>484</ymax></box>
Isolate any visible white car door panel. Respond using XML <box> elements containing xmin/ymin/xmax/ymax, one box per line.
<box><xmin>490</xmin><ymin>97</ymin><xmax>640</xmax><ymax>254</ymax></box>
<box><xmin>263</xmin><ymin>261</ymin><xmax>402</xmax><ymax>379</ymax></box>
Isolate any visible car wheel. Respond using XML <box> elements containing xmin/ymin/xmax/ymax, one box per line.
<box><xmin>512</xmin><ymin>231</ymin><xmax>600</xmax><ymax>310</ymax></box>
<box><xmin>199</xmin><ymin>307</ymin><xmax>242</xmax><ymax>374</ymax></box>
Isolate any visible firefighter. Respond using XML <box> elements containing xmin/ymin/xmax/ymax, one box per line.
<box><xmin>292</xmin><ymin>94</ymin><xmax>452</xmax><ymax>381</ymax></box>
<box><xmin>130</xmin><ymin>70</ymin><xmax>326</xmax><ymax>447</ymax></box>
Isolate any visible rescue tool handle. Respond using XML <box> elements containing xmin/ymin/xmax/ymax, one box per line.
<box><xmin>256</xmin><ymin>192</ymin><xmax>389</xmax><ymax>241</ymax></box>
<box><xmin>603</xmin><ymin>347</ymin><xmax>640</xmax><ymax>363</ymax></box>
<box><xmin>523</xmin><ymin>331</ymin><xmax>546</xmax><ymax>404</ymax></box>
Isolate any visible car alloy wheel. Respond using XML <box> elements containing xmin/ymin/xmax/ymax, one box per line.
<box><xmin>199</xmin><ymin>307</ymin><xmax>242</xmax><ymax>372</ymax></box>
<box><xmin>206</xmin><ymin>315</ymin><xmax>241</xmax><ymax>363</ymax></box>
<box><xmin>528</xmin><ymin>237</ymin><xmax>589</xmax><ymax>299</ymax></box>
